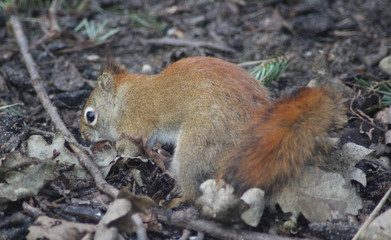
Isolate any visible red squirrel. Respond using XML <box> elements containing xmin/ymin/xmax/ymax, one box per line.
<box><xmin>79</xmin><ymin>57</ymin><xmax>345</xmax><ymax>200</ymax></box>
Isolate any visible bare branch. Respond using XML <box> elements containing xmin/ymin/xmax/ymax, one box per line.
<box><xmin>352</xmin><ymin>187</ymin><xmax>391</xmax><ymax>240</ymax></box>
<box><xmin>32</xmin><ymin>0</ymin><xmax>61</xmax><ymax>48</ymax></box>
<box><xmin>156</xmin><ymin>208</ymin><xmax>302</xmax><ymax>240</ymax></box>
<box><xmin>9</xmin><ymin>15</ymin><xmax>118</xmax><ymax>198</ymax></box>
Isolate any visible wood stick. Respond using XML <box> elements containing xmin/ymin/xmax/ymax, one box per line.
<box><xmin>352</xmin><ymin>187</ymin><xmax>391</xmax><ymax>240</ymax></box>
<box><xmin>48</xmin><ymin>0</ymin><xmax>61</xmax><ymax>36</ymax></box>
<box><xmin>156</xmin><ymin>208</ymin><xmax>301</xmax><ymax>240</ymax></box>
<box><xmin>9</xmin><ymin>15</ymin><xmax>118</xmax><ymax>198</ymax></box>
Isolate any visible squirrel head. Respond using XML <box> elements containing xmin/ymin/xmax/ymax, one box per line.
<box><xmin>79</xmin><ymin>60</ymin><xmax>127</xmax><ymax>143</ymax></box>
<box><xmin>79</xmin><ymin>72</ymin><xmax>117</xmax><ymax>143</ymax></box>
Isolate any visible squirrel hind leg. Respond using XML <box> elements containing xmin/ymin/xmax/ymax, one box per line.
<box><xmin>172</xmin><ymin>144</ymin><xmax>215</xmax><ymax>201</ymax></box>
<box><xmin>172</xmin><ymin>126</ymin><xmax>231</xmax><ymax>200</ymax></box>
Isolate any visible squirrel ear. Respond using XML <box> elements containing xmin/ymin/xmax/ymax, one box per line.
<box><xmin>98</xmin><ymin>73</ymin><xmax>114</xmax><ymax>92</ymax></box>
<box><xmin>101</xmin><ymin>58</ymin><xmax>127</xmax><ymax>75</ymax></box>
<box><xmin>97</xmin><ymin>58</ymin><xmax>126</xmax><ymax>92</ymax></box>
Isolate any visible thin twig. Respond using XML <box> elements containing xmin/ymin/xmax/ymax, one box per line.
<box><xmin>32</xmin><ymin>0</ymin><xmax>61</xmax><ymax>48</ymax></box>
<box><xmin>368</xmin><ymin>79</ymin><xmax>391</xmax><ymax>93</ymax></box>
<box><xmin>22</xmin><ymin>201</ymin><xmax>44</xmax><ymax>218</ymax></box>
<box><xmin>0</xmin><ymin>102</ymin><xmax>23</xmax><ymax>110</ymax></box>
<box><xmin>156</xmin><ymin>208</ymin><xmax>301</xmax><ymax>240</ymax></box>
<box><xmin>349</xmin><ymin>90</ymin><xmax>386</xmax><ymax>132</ymax></box>
<box><xmin>48</xmin><ymin>0</ymin><xmax>61</xmax><ymax>35</ymax></box>
<box><xmin>352</xmin><ymin>187</ymin><xmax>391</xmax><ymax>240</ymax></box>
<box><xmin>144</xmin><ymin>37</ymin><xmax>236</xmax><ymax>53</ymax></box>
<box><xmin>9</xmin><ymin>15</ymin><xmax>118</xmax><ymax>198</ymax></box>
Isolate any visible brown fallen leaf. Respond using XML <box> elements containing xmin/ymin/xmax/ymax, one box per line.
<box><xmin>95</xmin><ymin>189</ymin><xmax>159</xmax><ymax>239</ymax></box>
<box><xmin>28</xmin><ymin>133</ymin><xmax>115</xmax><ymax>178</ymax></box>
<box><xmin>268</xmin><ymin>166</ymin><xmax>362</xmax><ymax>223</ymax></box>
<box><xmin>27</xmin><ymin>216</ymin><xmax>96</xmax><ymax>240</ymax></box>
<box><xmin>0</xmin><ymin>152</ymin><xmax>57</xmax><ymax>209</ymax></box>
<box><xmin>118</xmin><ymin>133</ymin><xmax>174</xmax><ymax>177</ymax></box>
<box><xmin>195</xmin><ymin>179</ymin><xmax>265</xmax><ymax>226</ymax></box>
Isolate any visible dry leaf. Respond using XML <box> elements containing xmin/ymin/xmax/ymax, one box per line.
<box><xmin>89</xmin><ymin>141</ymin><xmax>117</xmax><ymax>177</ymax></box>
<box><xmin>0</xmin><ymin>152</ymin><xmax>57</xmax><ymax>210</ymax></box>
<box><xmin>374</xmin><ymin>107</ymin><xmax>390</xmax><ymax>126</ymax></box>
<box><xmin>195</xmin><ymin>179</ymin><xmax>245</xmax><ymax>224</ymax></box>
<box><xmin>27</xmin><ymin>216</ymin><xmax>96</xmax><ymax>240</ymax></box>
<box><xmin>95</xmin><ymin>198</ymin><xmax>130</xmax><ymax>240</ymax></box>
<box><xmin>195</xmin><ymin>179</ymin><xmax>265</xmax><ymax>226</ymax></box>
<box><xmin>28</xmin><ymin>133</ymin><xmax>115</xmax><ymax>178</ymax></box>
<box><xmin>96</xmin><ymin>189</ymin><xmax>157</xmax><ymax>239</ymax></box>
<box><xmin>27</xmin><ymin>133</ymin><xmax>89</xmax><ymax>178</ymax></box>
<box><xmin>326</xmin><ymin>142</ymin><xmax>374</xmax><ymax>187</ymax></box>
<box><xmin>240</xmin><ymin>188</ymin><xmax>265</xmax><ymax>227</ymax></box>
<box><xmin>268</xmin><ymin>166</ymin><xmax>362</xmax><ymax>222</ymax></box>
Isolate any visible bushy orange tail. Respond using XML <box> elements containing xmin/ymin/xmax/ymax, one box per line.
<box><xmin>223</xmin><ymin>86</ymin><xmax>346</xmax><ymax>194</ymax></box>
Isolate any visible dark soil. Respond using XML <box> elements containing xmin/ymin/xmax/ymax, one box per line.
<box><xmin>1</xmin><ymin>0</ymin><xmax>391</xmax><ymax>239</ymax></box>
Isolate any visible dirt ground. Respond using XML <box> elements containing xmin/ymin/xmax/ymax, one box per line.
<box><xmin>1</xmin><ymin>0</ymin><xmax>391</xmax><ymax>239</ymax></box>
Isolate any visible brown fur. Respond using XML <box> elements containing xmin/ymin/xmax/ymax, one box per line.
<box><xmin>101</xmin><ymin>58</ymin><xmax>128</xmax><ymax>76</ymax></box>
<box><xmin>80</xmin><ymin>57</ymin><xmax>345</xmax><ymax>200</ymax></box>
<box><xmin>221</xmin><ymin>86</ymin><xmax>346</xmax><ymax>194</ymax></box>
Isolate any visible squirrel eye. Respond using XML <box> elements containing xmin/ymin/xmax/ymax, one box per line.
<box><xmin>84</xmin><ymin>107</ymin><xmax>97</xmax><ymax>126</ymax></box>
<box><xmin>86</xmin><ymin>111</ymin><xmax>95</xmax><ymax>122</ymax></box>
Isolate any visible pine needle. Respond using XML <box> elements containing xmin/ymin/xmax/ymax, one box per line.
<box><xmin>354</xmin><ymin>76</ymin><xmax>391</xmax><ymax>107</ymax></box>
<box><xmin>73</xmin><ymin>18</ymin><xmax>120</xmax><ymax>43</ymax></box>
<box><xmin>240</xmin><ymin>54</ymin><xmax>292</xmax><ymax>85</ymax></box>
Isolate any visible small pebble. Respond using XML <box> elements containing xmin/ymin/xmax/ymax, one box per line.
<box><xmin>86</xmin><ymin>54</ymin><xmax>100</xmax><ymax>61</ymax></box>
<box><xmin>379</xmin><ymin>55</ymin><xmax>391</xmax><ymax>75</ymax></box>
<box><xmin>141</xmin><ymin>64</ymin><xmax>152</xmax><ymax>74</ymax></box>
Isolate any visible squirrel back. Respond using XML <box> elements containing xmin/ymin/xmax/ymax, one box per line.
<box><xmin>221</xmin><ymin>86</ymin><xmax>346</xmax><ymax>194</ymax></box>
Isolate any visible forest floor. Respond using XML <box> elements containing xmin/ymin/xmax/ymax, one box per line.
<box><xmin>1</xmin><ymin>0</ymin><xmax>391</xmax><ymax>239</ymax></box>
